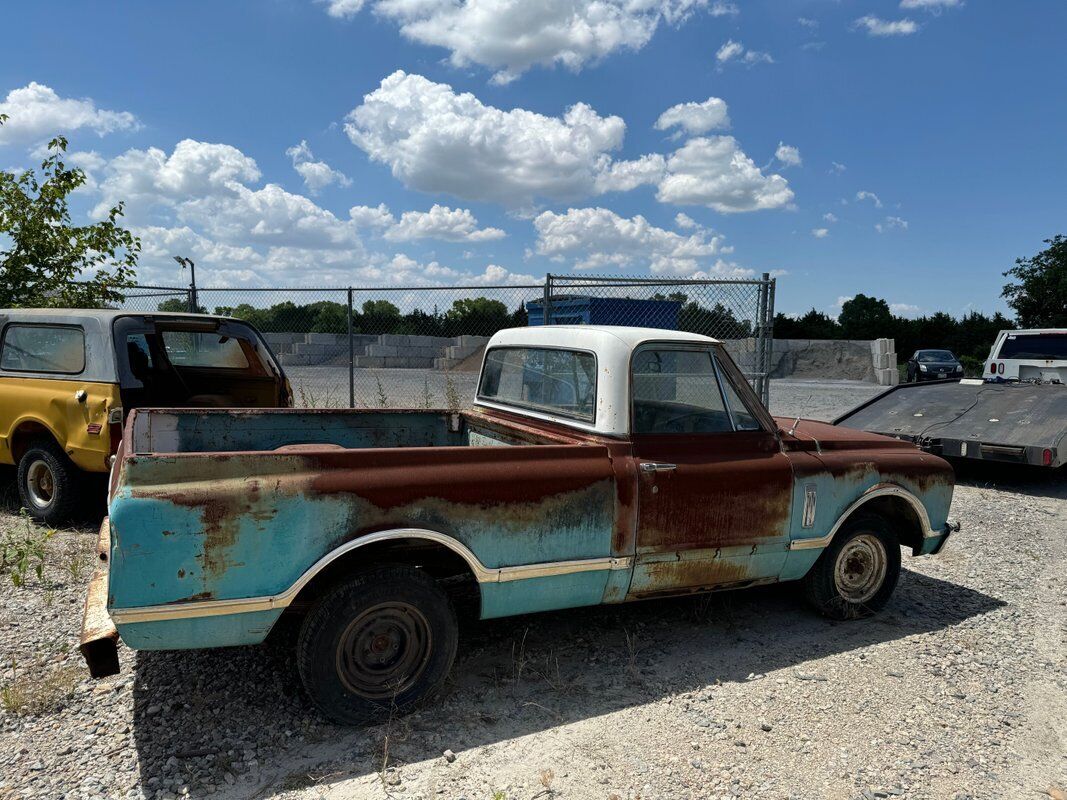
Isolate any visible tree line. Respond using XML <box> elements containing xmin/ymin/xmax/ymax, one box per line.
<box><xmin>775</xmin><ymin>295</ymin><xmax>1014</xmax><ymax>372</ymax></box>
<box><xmin>159</xmin><ymin>296</ymin><xmax>529</xmax><ymax>337</ymax></box>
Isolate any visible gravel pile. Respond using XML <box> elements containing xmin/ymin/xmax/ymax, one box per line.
<box><xmin>0</xmin><ymin>387</ymin><xmax>1062</xmax><ymax>799</ymax></box>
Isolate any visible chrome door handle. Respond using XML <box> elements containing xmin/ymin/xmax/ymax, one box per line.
<box><xmin>639</xmin><ymin>462</ymin><xmax>677</xmax><ymax>473</ymax></box>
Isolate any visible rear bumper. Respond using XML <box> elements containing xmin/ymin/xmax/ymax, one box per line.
<box><xmin>79</xmin><ymin>518</ymin><xmax>120</xmax><ymax>678</ymax></box>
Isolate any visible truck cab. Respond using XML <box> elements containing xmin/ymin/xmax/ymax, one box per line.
<box><xmin>984</xmin><ymin>328</ymin><xmax>1067</xmax><ymax>383</ymax></box>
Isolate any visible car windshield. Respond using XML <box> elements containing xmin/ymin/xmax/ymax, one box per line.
<box><xmin>917</xmin><ymin>350</ymin><xmax>955</xmax><ymax>362</ymax></box>
<box><xmin>997</xmin><ymin>333</ymin><xmax>1067</xmax><ymax>360</ymax></box>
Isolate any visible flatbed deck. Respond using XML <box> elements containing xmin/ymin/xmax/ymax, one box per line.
<box><xmin>834</xmin><ymin>379</ymin><xmax>1066</xmax><ymax>468</ymax></box>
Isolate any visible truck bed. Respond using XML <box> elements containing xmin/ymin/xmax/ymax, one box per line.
<box><xmin>128</xmin><ymin>408</ymin><xmax>563</xmax><ymax>453</ymax></box>
<box><xmin>834</xmin><ymin>379</ymin><xmax>1066</xmax><ymax>467</ymax></box>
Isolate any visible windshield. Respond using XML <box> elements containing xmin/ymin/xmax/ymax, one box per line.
<box><xmin>478</xmin><ymin>346</ymin><xmax>596</xmax><ymax>422</ymax></box>
<box><xmin>917</xmin><ymin>350</ymin><xmax>956</xmax><ymax>362</ymax></box>
<box><xmin>996</xmin><ymin>333</ymin><xmax>1067</xmax><ymax>361</ymax></box>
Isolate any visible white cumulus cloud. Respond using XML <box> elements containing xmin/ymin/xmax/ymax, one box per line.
<box><xmin>775</xmin><ymin>142</ymin><xmax>801</xmax><ymax>168</ymax></box>
<box><xmin>853</xmin><ymin>15</ymin><xmax>918</xmax><ymax>36</ymax></box>
<box><xmin>716</xmin><ymin>39</ymin><xmax>774</xmax><ymax>67</ymax></box>
<box><xmin>654</xmin><ymin>97</ymin><xmax>731</xmax><ymax>136</ymax></box>
<box><xmin>533</xmin><ymin>206</ymin><xmax>739</xmax><ymax>276</ymax></box>
<box><xmin>0</xmin><ymin>82</ymin><xmax>139</xmax><ymax>146</ymax></box>
<box><xmin>656</xmin><ymin>137</ymin><xmax>794</xmax><ymax>213</ymax></box>
<box><xmin>345</xmin><ymin>70</ymin><xmax>652</xmax><ymax>208</ymax></box>
<box><xmin>286</xmin><ymin>140</ymin><xmax>352</xmax><ymax>193</ymax></box>
<box><xmin>385</xmin><ymin>204</ymin><xmax>506</xmax><ymax>242</ymax></box>
<box><xmin>811</xmin><ymin>228</ymin><xmax>829</xmax><ymax>238</ymax></box>
<box><xmin>321</xmin><ymin>0</ymin><xmax>712</xmax><ymax>84</ymax></box>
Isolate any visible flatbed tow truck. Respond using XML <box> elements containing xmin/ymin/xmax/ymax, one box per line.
<box><xmin>835</xmin><ymin>378</ymin><xmax>1066</xmax><ymax>469</ymax></box>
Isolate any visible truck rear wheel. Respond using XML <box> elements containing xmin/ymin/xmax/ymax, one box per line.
<box><xmin>296</xmin><ymin>565</ymin><xmax>459</xmax><ymax>725</ymax></box>
<box><xmin>802</xmin><ymin>513</ymin><xmax>900</xmax><ymax>620</ymax></box>
<box><xmin>17</xmin><ymin>438</ymin><xmax>81</xmax><ymax>526</ymax></box>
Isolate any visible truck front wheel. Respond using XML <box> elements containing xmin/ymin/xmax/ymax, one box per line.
<box><xmin>296</xmin><ymin>565</ymin><xmax>459</xmax><ymax>725</ymax></box>
<box><xmin>802</xmin><ymin>514</ymin><xmax>901</xmax><ymax>619</ymax></box>
<box><xmin>17</xmin><ymin>438</ymin><xmax>81</xmax><ymax>526</ymax></box>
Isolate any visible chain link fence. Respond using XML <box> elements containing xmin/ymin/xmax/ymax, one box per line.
<box><xmin>109</xmin><ymin>274</ymin><xmax>775</xmax><ymax>409</ymax></box>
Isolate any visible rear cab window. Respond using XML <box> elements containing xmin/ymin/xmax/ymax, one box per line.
<box><xmin>0</xmin><ymin>324</ymin><xmax>85</xmax><ymax>374</ymax></box>
<box><xmin>160</xmin><ymin>331</ymin><xmax>251</xmax><ymax>369</ymax></box>
<box><xmin>478</xmin><ymin>346</ymin><xmax>597</xmax><ymax>421</ymax></box>
<box><xmin>996</xmin><ymin>333</ymin><xmax>1067</xmax><ymax>360</ymax></box>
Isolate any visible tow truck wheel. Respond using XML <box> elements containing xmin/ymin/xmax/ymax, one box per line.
<box><xmin>802</xmin><ymin>514</ymin><xmax>900</xmax><ymax>620</ymax></box>
<box><xmin>16</xmin><ymin>438</ymin><xmax>81</xmax><ymax>526</ymax></box>
<box><xmin>297</xmin><ymin>565</ymin><xmax>459</xmax><ymax>726</ymax></box>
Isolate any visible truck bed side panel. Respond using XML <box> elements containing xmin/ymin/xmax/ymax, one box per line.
<box><xmin>108</xmin><ymin>445</ymin><xmax>618</xmax><ymax>630</ymax></box>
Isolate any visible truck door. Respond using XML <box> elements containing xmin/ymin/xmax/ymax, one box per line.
<box><xmin>627</xmin><ymin>344</ymin><xmax>793</xmax><ymax>597</ymax></box>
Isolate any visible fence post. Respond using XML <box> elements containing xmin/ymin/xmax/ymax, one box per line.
<box><xmin>187</xmin><ymin>288</ymin><xmax>196</xmax><ymax>314</ymax></box>
<box><xmin>347</xmin><ymin>287</ymin><xmax>355</xmax><ymax>409</ymax></box>
<box><xmin>542</xmin><ymin>274</ymin><xmax>553</xmax><ymax>325</ymax></box>
<box><xmin>764</xmin><ymin>275</ymin><xmax>775</xmax><ymax>407</ymax></box>
<box><xmin>756</xmin><ymin>272</ymin><xmax>770</xmax><ymax>406</ymax></box>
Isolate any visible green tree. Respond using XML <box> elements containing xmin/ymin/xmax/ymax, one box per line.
<box><xmin>444</xmin><ymin>297</ymin><xmax>511</xmax><ymax>336</ymax></box>
<box><xmin>838</xmin><ymin>294</ymin><xmax>893</xmax><ymax>340</ymax></box>
<box><xmin>1002</xmin><ymin>235</ymin><xmax>1067</xmax><ymax>327</ymax></box>
<box><xmin>0</xmin><ymin>120</ymin><xmax>139</xmax><ymax>308</ymax></box>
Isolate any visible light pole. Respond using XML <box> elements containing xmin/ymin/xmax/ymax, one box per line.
<box><xmin>174</xmin><ymin>256</ymin><xmax>197</xmax><ymax>313</ymax></box>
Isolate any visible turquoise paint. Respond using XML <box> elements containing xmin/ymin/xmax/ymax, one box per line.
<box><xmin>117</xmin><ymin>609</ymin><xmax>282</xmax><ymax>650</ymax></box>
<box><xmin>480</xmin><ymin>571</ymin><xmax>610</xmax><ymax>618</ymax></box>
<box><xmin>170</xmin><ymin>410</ymin><xmax>465</xmax><ymax>452</ymax></box>
<box><xmin>108</xmin><ymin>436</ymin><xmax>617</xmax><ymax>617</ymax></box>
<box><xmin>779</xmin><ymin>549</ymin><xmax>822</xmax><ymax>582</ymax></box>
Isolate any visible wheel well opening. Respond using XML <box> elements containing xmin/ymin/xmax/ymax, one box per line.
<box><xmin>287</xmin><ymin>537</ymin><xmax>482</xmax><ymax>618</ymax></box>
<box><xmin>10</xmin><ymin>423</ymin><xmax>54</xmax><ymax>463</ymax></box>
<box><xmin>853</xmin><ymin>495</ymin><xmax>925</xmax><ymax>554</ymax></box>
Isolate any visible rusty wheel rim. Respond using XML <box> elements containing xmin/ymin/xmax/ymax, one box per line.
<box><xmin>26</xmin><ymin>459</ymin><xmax>55</xmax><ymax>509</ymax></box>
<box><xmin>833</xmin><ymin>534</ymin><xmax>887</xmax><ymax>604</ymax></box>
<box><xmin>335</xmin><ymin>602</ymin><xmax>432</xmax><ymax>699</ymax></box>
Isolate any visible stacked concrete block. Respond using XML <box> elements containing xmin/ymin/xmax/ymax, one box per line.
<box><xmin>871</xmin><ymin>338</ymin><xmax>899</xmax><ymax>385</ymax></box>
<box><xmin>434</xmin><ymin>336</ymin><xmax>490</xmax><ymax>369</ymax></box>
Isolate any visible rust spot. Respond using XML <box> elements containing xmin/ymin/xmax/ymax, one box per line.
<box><xmin>177</xmin><ymin>569</ymin><xmax>185</xmax><ymax>579</ymax></box>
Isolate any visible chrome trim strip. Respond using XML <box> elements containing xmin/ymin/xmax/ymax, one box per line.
<box><xmin>788</xmin><ymin>483</ymin><xmax>939</xmax><ymax>551</ymax></box>
<box><xmin>109</xmin><ymin>528</ymin><xmax>632</xmax><ymax>624</ymax></box>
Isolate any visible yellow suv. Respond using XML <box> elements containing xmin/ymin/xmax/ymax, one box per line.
<box><xmin>0</xmin><ymin>309</ymin><xmax>292</xmax><ymax>524</ymax></box>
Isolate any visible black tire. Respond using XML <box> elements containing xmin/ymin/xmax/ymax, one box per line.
<box><xmin>802</xmin><ymin>513</ymin><xmax>900</xmax><ymax>620</ymax></box>
<box><xmin>16</xmin><ymin>437</ymin><xmax>81</xmax><ymax>526</ymax></box>
<box><xmin>296</xmin><ymin>565</ymin><xmax>458</xmax><ymax>725</ymax></box>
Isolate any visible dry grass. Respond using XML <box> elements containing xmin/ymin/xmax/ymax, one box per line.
<box><xmin>1</xmin><ymin>660</ymin><xmax>81</xmax><ymax>716</ymax></box>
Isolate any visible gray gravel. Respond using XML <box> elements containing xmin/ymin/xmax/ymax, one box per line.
<box><xmin>0</xmin><ymin>383</ymin><xmax>1063</xmax><ymax>800</ymax></box>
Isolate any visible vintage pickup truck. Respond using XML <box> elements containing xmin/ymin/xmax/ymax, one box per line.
<box><xmin>81</xmin><ymin>325</ymin><xmax>957</xmax><ymax>724</ymax></box>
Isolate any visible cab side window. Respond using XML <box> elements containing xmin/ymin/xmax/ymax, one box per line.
<box><xmin>632</xmin><ymin>349</ymin><xmax>733</xmax><ymax>434</ymax></box>
<box><xmin>0</xmin><ymin>325</ymin><xmax>85</xmax><ymax>374</ymax></box>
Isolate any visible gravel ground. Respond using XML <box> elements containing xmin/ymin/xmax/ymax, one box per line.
<box><xmin>0</xmin><ymin>385</ymin><xmax>1063</xmax><ymax>800</ymax></box>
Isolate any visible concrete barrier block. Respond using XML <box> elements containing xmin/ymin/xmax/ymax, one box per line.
<box><xmin>354</xmin><ymin>356</ymin><xmax>385</xmax><ymax>368</ymax></box>
<box><xmin>293</xmin><ymin>343</ymin><xmax>326</xmax><ymax>357</ymax></box>
<box><xmin>278</xmin><ymin>353</ymin><xmax>312</xmax><ymax>366</ymax></box>
<box><xmin>873</xmin><ymin>353</ymin><xmax>896</xmax><ymax>370</ymax></box>
<box><xmin>876</xmin><ymin>367</ymin><xmax>899</xmax><ymax>386</ymax></box>
<box><xmin>306</xmin><ymin>333</ymin><xmax>344</xmax><ymax>346</ymax></box>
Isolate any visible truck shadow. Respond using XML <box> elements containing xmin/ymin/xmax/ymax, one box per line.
<box><xmin>129</xmin><ymin>567</ymin><xmax>1004</xmax><ymax>797</ymax></box>
<box><xmin>950</xmin><ymin>459</ymin><xmax>1066</xmax><ymax>500</ymax></box>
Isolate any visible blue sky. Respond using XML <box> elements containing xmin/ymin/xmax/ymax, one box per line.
<box><xmin>1</xmin><ymin>0</ymin><xmax>1064</xmax><ymax>317</ymax></box>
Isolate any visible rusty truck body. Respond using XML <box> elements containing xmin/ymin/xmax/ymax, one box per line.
<box><xmin>81</xmin><ymin>326</ymin><xmax>957</xmax><ymax>724</ymax></box>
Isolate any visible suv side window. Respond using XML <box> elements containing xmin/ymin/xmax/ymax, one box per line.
<box><xmin>0</xmin><ymin>325</ymin><xmax>85</xmax><ymax>374</ymax></box>
<box><xmin>632</xmin><ymin>348</ymin><xmax>733</xmax><ymax>434</ymax></box>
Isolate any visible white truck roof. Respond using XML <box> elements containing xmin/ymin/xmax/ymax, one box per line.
<box><xmin>475</xmin><ymin>325</ymin><xmax>722</xmax><ymax>436</ymax></box>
